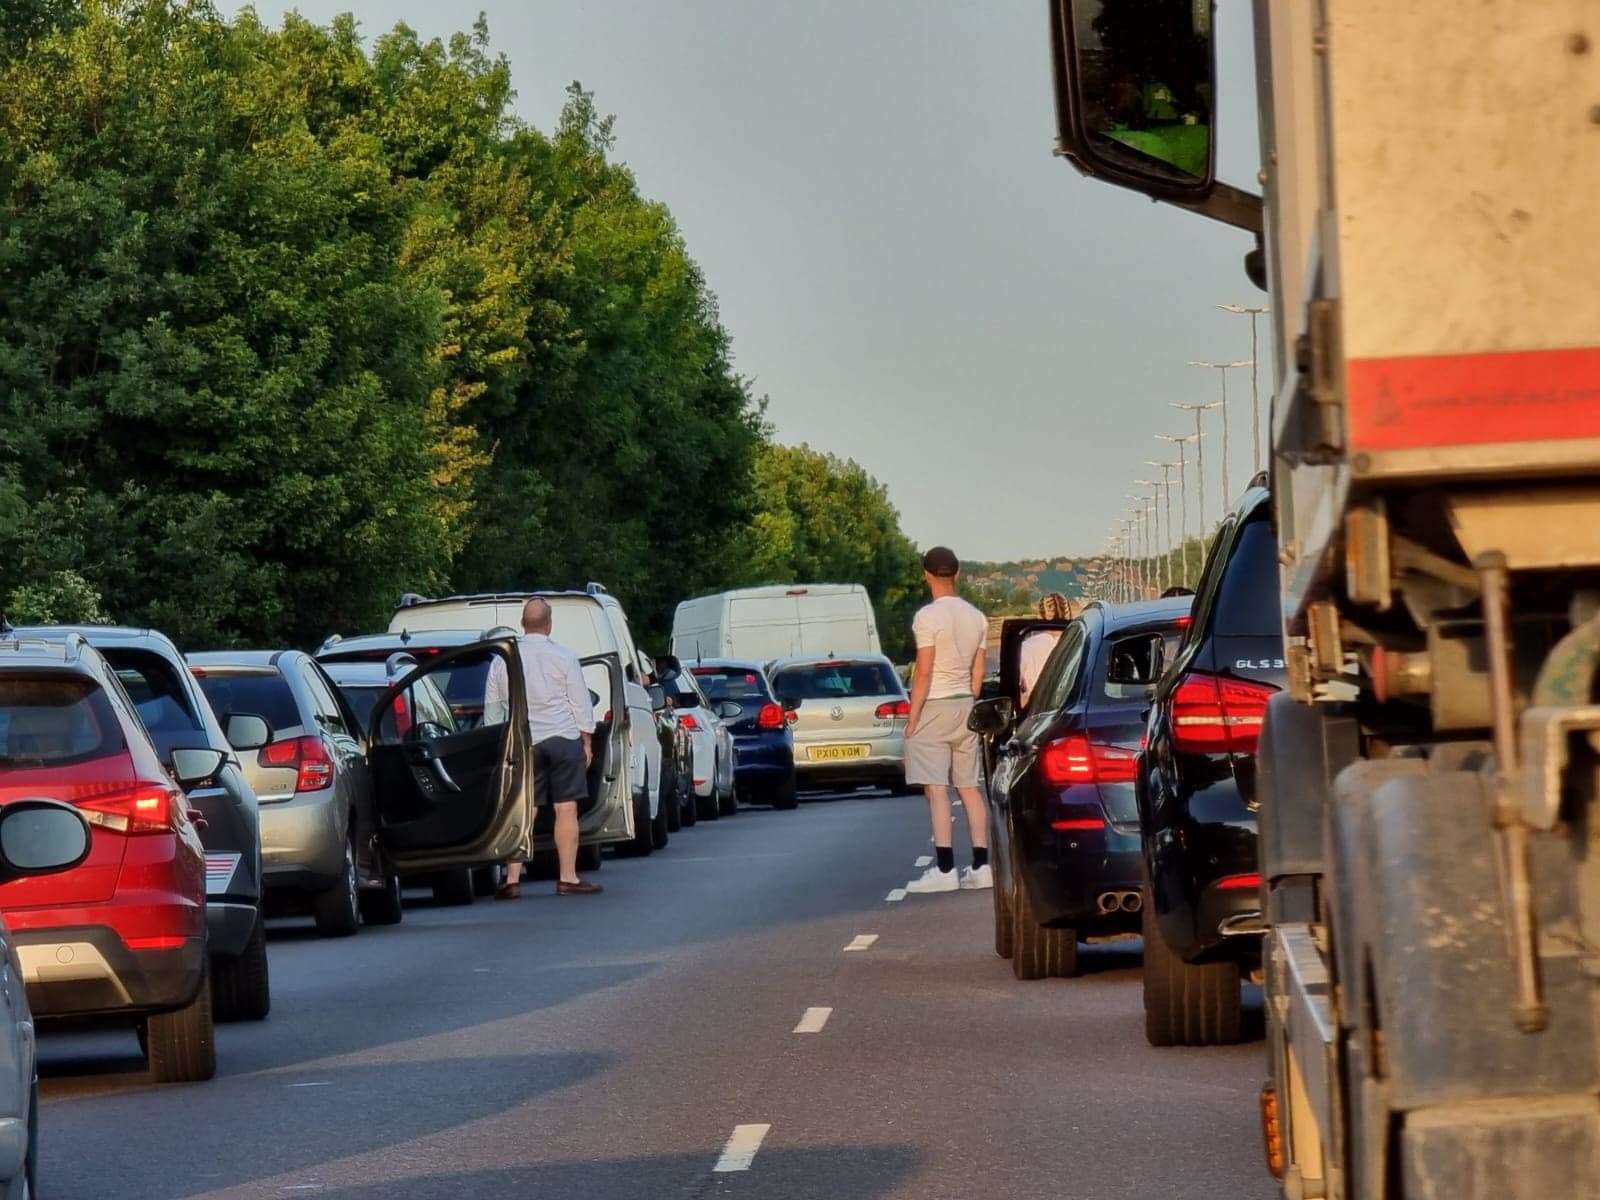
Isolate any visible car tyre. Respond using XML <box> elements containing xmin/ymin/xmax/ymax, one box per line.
<box><xmin>890</xmin><ymin>778</ymin><xmax>920</xmax><ymax>796</ymax></box>
<box><xmin>1011</xmin><ymin>875</ymin><xmax>1076</xmax><ymax>979</ymax></box>
<box><xmin>145</xmin><ymin>964</ymin><xmax>217</xmax><ymax>1084</ymax></box>
<box><xmin>993</xmin><ymin>875</ymin><xmax>1015</xmax><ymax>959</ymax></box>
<box><xmin>651</xmin><ymin>790</ymin><xmax>671</xmax><ymax>849</ymax></box>
<box><xmin>472</xmin><ymin>864</ymin><xmax>503</xmax><ymax>898</ymax></box>
<box><xmin>1141</xmin><ymin>884</ymin><xmax>1242</xmax><ymax>1046</ymax></box>
<box><xmin>695</xmin><ymin>785</ymin><xmax>720</xmax><ymax>821</ymax></box>
<box><xmin>576</xmin><ymin>843</ymin><xmax>603</xmax><ymax>872</ymax></box>
<box><xmin>662</xmin><ymin>772</ymin><xmax>682</xmax><ymax>833</ymax></box>
<box><xmin>718</xmin><ymin>778</ymin><xmax>737</xmax><ymax>817</ymax></box>
<box><xmin>770</xmin><ymin>776</ymin><xmax>799</xmax><ymax>810</ymax></box>
<box><xmin>361</xmin><ymin>872</ymin><xmax>405</xmax><ymax>926</ymax></box>
<box><xmin>623</xmin><ymin>788</ymin><xmax>654</xmax><ymax>857</ymax></box>
<box><xmin>212</xmin><ymin>911</ymin><xmax>271</xmax><ymax>1021</ymax></box>
<box><xmin>312</xmin><ymin>838</ymin><xmax>362</xmax><ymax>937</ymax></box>
<box><xmin>432</xmin><ymin>867</ymin><xmax>476</xmax><ymax>906</ymax></box>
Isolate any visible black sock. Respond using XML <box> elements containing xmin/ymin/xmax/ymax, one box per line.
<box><xmin>972</xmin><ymin>847</ymin><xmax>989</xmax><ymax>870</ymax></box>
<box><xmin>935</xmin><ymin>845</ymin><xmax>955</xmax><ymax>873</ymax></box>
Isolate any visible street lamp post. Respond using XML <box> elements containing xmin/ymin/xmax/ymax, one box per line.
<box><xmin>1171</xmin><ymin>402</ymin><xmax>1220</xmax><ymax>554</ymax></box>
<box><xmin>1144</xmin><ymin>461</ymin><xmax>1175</xmax><ymax>593</ymax></box>
<box><xmin>1155</xmin><ymin>433</ymin><xmax>1198</xmax><ymax>587</ymax></box>
<box><xmin>1135</xmin><ymin>482</ymin><xmax>1162</xmax><ymax>594</ymax></box>
<box><xmin>1187</xmin><ymin>360</ymin><xmax>1252</xmax><ymax>511</ymax></box>
<box><xmin>1217</xmin><ymin>304</ymin><xmax>1271</xmax><ymax>472</ymax></box>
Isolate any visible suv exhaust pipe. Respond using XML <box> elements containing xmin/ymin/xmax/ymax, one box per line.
<box><xmin>1097</xmin><ymin>890</ymin><xmax>1142</xmax><ymax>914</ymax></box>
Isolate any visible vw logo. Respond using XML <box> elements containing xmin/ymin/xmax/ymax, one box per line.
<box><xmin>829</xmin><ymin>705</ymin><xmax>845</xmax><ymax>721</ymax></box>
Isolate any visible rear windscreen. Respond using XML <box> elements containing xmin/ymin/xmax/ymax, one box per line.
<box><xmin>193</xmin><ymin>671</ymin><xmax>302</xmax><ymax>734</ymax></box>
<box><xmin>1213</xmin><ymin>517</ymin><xmax>1283</xmax><ymax>638</ymax></box>
<box><xmin>335</xmin><ymin>684</ymin><xmax>385</xmax><ymax>730</ymax></box>
<box><xmin>0</xmin><ymin>674</ymin><xmax>125</xmax><ymax>766</ymax></box>
<box><xmin>691</xmin><ymin>668</ymin><xmax>771</xmax><ymax>703</ymax></box>
<box><xmin>771</xmin><ymin>661</ymin><xmax>899</xmax><ymax>701</ymax></box>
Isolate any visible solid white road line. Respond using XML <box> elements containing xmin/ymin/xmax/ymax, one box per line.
<box><xmin>885</xmin><ymin>888</ymin><xmax>907</xmax><ymax>902</ymax></box>
<box><xmin>793</xmin><ymin>1007</ymin><xmax>832</xmax><ymax>1034</ymax></box>
<box><xmin>843</xmin><ymin>934</ymin><xmax>879</xmax><ymax>952</ymax></box>
<box><xmin>914</xmin><ymin>855</ymin><xmax>932</xmax><ymax>867</ymax></box>
<box><xmin>286</xmin><ymin>1081</ymin><xmax>332</xmax><ymax>1088</ymax></box>
<box><xmin>713</xmin><ymin>1123</ymin><xmax>772</xmax><ymax>1172</ymax></box>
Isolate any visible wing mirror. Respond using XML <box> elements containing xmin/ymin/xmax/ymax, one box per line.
<box><xmin>968</xmin><ymin>697</ymin><xmax>1015</xmax><ymax>736</ymax></box>
<box><xmin>717</xmin><ymin>701</ymin><xmax>742</xmax><ymax>721</ymax></box>
<box><xmin>0</xmin><ymin>800</ymin><xmax>90</xmax><ymax>884</ymax></box>
<box><xmin>647</xmin><ymin>684</ymin><xmax>667</xmax><ymax>712</ymax></box>
<box><xmin>171</xmin><ymin>747</ymin><xmax>227</xmax><ymax>790</ymax></box>
<box><xmin>224</xmin><ymin>712</ymin><xmax>271</xmax><ymax>752</ymax></box>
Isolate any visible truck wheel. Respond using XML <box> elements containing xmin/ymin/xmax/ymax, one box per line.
<box><xmin>312</xmin><ymin>838</ymin><xmax>361</xmax><ymax>937</ymax></box>
<box><xmin>993</xmin><ymin>874</ymin><xmax>1015</xmax><ymax>959</ymax></box>
<box><xmin>1141</xmin><ymin>885</ymin><xmax>1241</xmax><ymax>1046</ymax></box>
<box><xmin>145</xmin><ymin>964</ymin><xmax>217</xmax><ymax>1084</ymax></box>
<box><xmin>431</xmin><ymin>867</ymin><xmax>476</xmax><ymax>906</ymax></box>
<box><xmin>1011</xmin><ymin>876</ymin><xmax>1076</xmax><ymax>979</ymax></box>
<box><xmin>211</xmin><ymin>913</ymin><xmax>270</xmax><ymax>1022</ymax></box>
<box><xmin>361</xmin><ymin>872</ymin><xmax>404</xmax><ymax>926</ymax></box>
<box><xmin>577</xmin><ymin>843</ymin><xmax>603</xmax><ymax>872</ymax></box>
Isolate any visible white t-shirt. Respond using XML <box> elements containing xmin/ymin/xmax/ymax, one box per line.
<box><xmin>912</xmin><ymin>596</ymin><xmax>988</xmax><ymax>700</ymax></box>
<box><xmin>1018</xmin><ymin>629</ymin><xmax>1063</xmax><ymax>706</ymax></box>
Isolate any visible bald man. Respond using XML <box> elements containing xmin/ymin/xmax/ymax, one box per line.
<box><xmin>486</xmin><ymin>597</ymin><xmax>600</xmax><ymax>897</ymax></box>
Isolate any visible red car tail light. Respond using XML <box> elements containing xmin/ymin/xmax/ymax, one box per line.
<box><xmin>77</xmin><ymin>784</ymin><xmax>180</xmax><ymax>835</ymax></box>
<box><xmin>1050</xmin><ymin>815</ymin><xmax>1105</xmax><ymax>831</ymax></box>
<box><xmin>1039</xmin><ymin>733</ymin><xmax>1139</xmax><ymax>787</ymax></box>
<box><xmin>756</xmin><ymin>702</ymin><xmax>786</xmax><ymax>730</ymax></box>
<box><xmin>258</xmin><ymin>736</ymin><xmax>335</xmax><ymax>792</ymax></box>
<box><xmin>874</xmin><ymin>699</ymin><xmax>911</xmax><ymax>720</ymax></box>
<box><xmin>678</xmin><ymin>713</ymin><xmax>700</xmax><ymax>731</ymax></box>
<box><xmin>1216</xmin><ymin>872</ymin><xmax>1262</xmax><ymax>891</ymax></box>
<box><xmin>1171</xmin><ymin>672</ymin><xmax>1275</xmax><ymax>755</ymax></box>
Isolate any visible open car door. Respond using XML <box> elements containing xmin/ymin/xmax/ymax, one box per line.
<box><xmin>365</xmin><ymin>638</ymin><xmax>532</xmax><ymax>875</ymax></box>
<box><xmin>581</xmin><ymin>652</ymin><xmax>634</xmax><ymax>844</ymax></box>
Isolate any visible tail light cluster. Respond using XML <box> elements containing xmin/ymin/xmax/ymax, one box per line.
<box><xmin>1171</xmin><ymin>672</ymin><xmax>1275</xmax><ymax>755</ymax></box>
<box><xmin>756</xmin><ymin>702</ymin><xmax>787</xmax><ymax>730</ymax></box>
<box><xmin>259</xmin><ymin>735</ymin><xmax>335</xmax><ymax>792</ymax></box>
<box><xmin>677</xmin><ymin>713</ymin><xmax>701</xmax><ymax>731</ymax></box>
<box><xmin>1039</xmin><ymin>733</ymin><xmax>1138</xmax><ymax>787</ymax></box>
<box><xmin>875</xmin><ymin>699</ymin><xmax>911</xmax><ymax>720</ymax></box>
<box><xmin>78</xmin><ymin>784</ymin><xmax>181</xmax><ymax>835</ymax></box>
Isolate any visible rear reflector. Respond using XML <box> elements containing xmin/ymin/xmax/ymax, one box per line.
<box><xmin>1171</xmin><ymin>672</ymin><xmax>1276</xmax><ymax>755</ymax></box>
<box><xmin>1038</xmin><ymin>734</ymin><xmax>1138</xmax><ymax>787</ymax></box>
<box><xmin>1216</xmin><ymin>873</ymin><xmax>1262</xmax><ymax>891</ymax></box>
<box><xmin>1049</xmin><ymin>816</ymin><xmax>1104</xmax><ymax>831</ymax></box>
<box><xmin>125</xmin><ymin>936</ymin><xmax>189</xmax><ymax>951</ymax></box>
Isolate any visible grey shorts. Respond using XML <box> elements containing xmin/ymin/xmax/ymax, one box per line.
<box><xmin>534</xmin><ymin>736</ymin><xmax>588</xmax><ymax>806</ymax></box>
<box><xmin>905</xmin><ymin>697</ymin><xmax>980</xmax><ymax>788</ymax></box>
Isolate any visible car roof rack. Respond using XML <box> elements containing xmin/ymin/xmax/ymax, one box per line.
<box><xmin>585</xmin><ymin>582</ymin><xmax>608</xmax><ymax>596</ymax></box>
<box><xmin>396</xmin><ymin>592</ymin><xmax>430</xmax><ymax>609</ymax></box>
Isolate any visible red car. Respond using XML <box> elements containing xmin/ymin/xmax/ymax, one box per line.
<box><xmin>0</xmin><ymin>634</ymin><xmax>216</xmax><ymax>1082</ymax></box>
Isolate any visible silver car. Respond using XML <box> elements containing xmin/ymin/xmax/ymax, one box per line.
<box><xmin>660</xmin><ymin>667</ymin><xmax>737</xmax><ymax>819</ymax></box>
<box><xmin>767</xmin><ymin>654</ymin><xmax>911</xmax><ymax>794</ymax></box>
<box><xmin>188</xmin><ymin>651</ymin><xmax>397</xmax><ymax>934</ymax></box>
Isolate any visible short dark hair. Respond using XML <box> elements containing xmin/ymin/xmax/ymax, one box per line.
<box><xmin>921</xmin><ymin>546</ymin><xmax>960</xmax><ymax>577</ymax></box>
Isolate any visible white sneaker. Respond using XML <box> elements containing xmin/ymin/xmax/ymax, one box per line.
<box><xmin>960</xmin><ymin>864</ymin><xmax>994</xmax><ymax>890</ymax></box>
<box><xmin>905</xmin><ymin>864</ymin><xmax>960</xmax><ymax>894</ymax></box>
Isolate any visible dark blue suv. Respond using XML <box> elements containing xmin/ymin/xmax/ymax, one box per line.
<box><xmin>689</xmin><ymin>660</ymin><xmax>797</xmax><ymax>810</ymax></box>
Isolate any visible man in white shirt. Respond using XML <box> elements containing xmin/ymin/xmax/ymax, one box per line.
<box><xmin>903</xmin><ymin>546</ymin><xmax>993</xmax><ymax>894</ymax></box>
<box><xmin>1018</xmin><ymin>592</ymin><xmax>1071</xmax><ymax>708</ymax></box>
<box><xmin>484</xmin><ymin>597</ymin><xmax>600</xmax><ymax>898</ymax></box>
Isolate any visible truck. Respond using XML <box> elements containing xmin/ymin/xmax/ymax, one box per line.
<box><xmin>1045</xmin><ymin>2</ymin><xmax>1600</xmax><ymax>1197</ymax></box>
<box><xmin>670</xmin><ymin>584</ymin><xmax>882</xmax><ymax>662</ymax></box>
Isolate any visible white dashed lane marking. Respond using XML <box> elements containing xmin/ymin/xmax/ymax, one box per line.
<box><xmin>793</xmin><ymin>1007</ymin><xmax>832</xmax><ymax>1034</ymax></box>
<box><xmin>843</xmin><ymin>934</ymin><xmax>879</xmax><ymax>952</ymax></box>
<box><xmin>286</xmin><ymin>1082</ymin><xmax>331</xmax><ymax>1088</ymax></box>
<box><xmin>885</xmin><ymin>888</ymin><xmax>907</xmax><ymax>902</ymax></box>
<box><xmin>714</xmin><ymin>1123</ymin><xmax>772</xmax><ymax>1172</ymax></box>
<box><xmin>914</xmin><ymin>855</ymin><xmax>932</xmax><ymax>867</ymax></box>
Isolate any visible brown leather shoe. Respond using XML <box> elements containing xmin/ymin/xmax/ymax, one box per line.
<box><xmin>556</xmin><ymin>880</ymin><xmax>603</xmax><ymax>896</ymax></box>
<box><xmin>494</xmin><ymin>883</ymin><xmax>521</xmax><ymax>901</ymax></box>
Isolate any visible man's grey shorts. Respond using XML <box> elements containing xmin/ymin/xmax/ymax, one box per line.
<box><xmin>905</xmin><ymin>696</ymin><xmax>980</xmax><ymax>788</ymax></box>
<box><xmin>534</xmin><ymin>736</ymin><xmax>589</xmax><ymax>806</ymax></box>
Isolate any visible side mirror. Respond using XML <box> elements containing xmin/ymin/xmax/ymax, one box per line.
<box><xmin>224</xmin><ymin>712</ymin><xmax>271</xmax><ymax>752</ymax></box>
<box><xmin>647</xmin><ymin>684</ymin><xmax>667</xmax><ymax>712</ymax></box>
<box><xmin>718</xmin><ymin>701</ymin><xmax>742</xmax><ymax>721</ymax></box>
<box><xmin>0</xmin><ymin>800</ymin><xmax>90</xmax><ymax>883</ymax></box>
<box><xmin>968</xmin><ymin>697</ymin><xmax>1015</xmax><ymax>736</ymax></box>
<box><xmin>171</xmin><ymin>746</ymin><xmax>227</xmax><ymax>790</ymax></box>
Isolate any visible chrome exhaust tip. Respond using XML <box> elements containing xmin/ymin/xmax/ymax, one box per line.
<box><xmin>1120</xmin><ymin>891</ymin><xmax>1143</xmax><ymax>913</ymax></box>
<box><xmin>1095</xmin><ymin>892</ymin><xmax>1120</xmax><ymax>914</ymax></box>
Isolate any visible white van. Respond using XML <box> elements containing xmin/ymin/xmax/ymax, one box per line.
<box><xmin>671</xmin><ymin>584</ymin><xmax>881</xmax><ymax>662</ymax></box>
<box><xmin>387</xmin><ymin>586</ymin><xmax>664</xmax><ymax>853</ymax></box>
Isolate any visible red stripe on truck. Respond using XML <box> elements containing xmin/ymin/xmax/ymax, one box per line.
<box><xmin>1346</xmin><ymin>346</ymin><xmax>1600</xmax><ymax>452</ymax></box>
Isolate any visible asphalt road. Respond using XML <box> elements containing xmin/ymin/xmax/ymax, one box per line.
<box><xmin>36</xmin><ymin>790</ymin><xmax>1277</xmax><ymax>1200</ymax></box>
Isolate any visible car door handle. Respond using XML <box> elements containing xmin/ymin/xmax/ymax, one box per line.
<box><xmin>428</xmin><ymin>757</ymin><xmax>462</xmax><ymax>793</ymax></box>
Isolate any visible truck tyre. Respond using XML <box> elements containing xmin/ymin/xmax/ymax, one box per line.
<box><xmin>312</xmin><ymin>837</ymin><xmax>362</xmax><ymax>937</ymax></box>
<box><xmin>432</xmin><ymin>867</ymin><xmax>476</xmax><ymax>906</ymax></box>
<box><xmin>1141</xmin><ymin>885</ymin><xmax>1241</xmax><ymax>1046</ymax></box>
<box><xmin>211</xmin><ymin>913</ymin><xmax>270</xmax><ymax>1022</ymax></box>
<box><xmin>1011</xmin><ymin>876</ymin><xmax>1077</xmax><ymax>979</ymax></box>
<box><xmin>361</xmin><ymin>872</ymin><xmax>405</xmax><ymax>926</ymax></box>
<box><xmin>993</xmin><ymin>873</ymin><xmax>1015</xmax><ymax>959</ymax></box>
<box><xmin>145</xmin><ymin>965</ymin><xmax>217</xmax><ymax>1084</ymax></box>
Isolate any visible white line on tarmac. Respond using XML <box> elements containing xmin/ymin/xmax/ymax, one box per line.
<box><xmin>914</xmin><ymin>855</ymin><xmax>932</xmax><ymax>867</ymax></box>
<box><xmin>713</xmin><ymin>1123</ymin><xmax>772</xmax><ymax>1172</ymax></box>
<box><xmin>793</xmin><ymin>1007</ymin><xmax>832</xmax><ymax>1034</ymax></box>
<box><xmin>286</xmin><ymin>1082</ymin><xmax>331</xmax><ymax>1088</ymax></box>
<box><xmin>843</xmin><ymin>934</ymin><xmax>879</xmax><ymax>952</ymax></box>
<box><xmin>885</xmin><ymin>888</ymin><xmax>907</xmax><ymax>902</ymax></box>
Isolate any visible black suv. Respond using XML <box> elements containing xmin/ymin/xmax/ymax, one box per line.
<box><xmin>1135</xmin><ymin>482</ymin><xmax>1281</xmax><ymax>1045</ymax></box>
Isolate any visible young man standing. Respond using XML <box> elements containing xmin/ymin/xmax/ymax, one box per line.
<box><xmin>903</xmin><ymin>546</ymin><xmax>992</xmax><ymax>893</ymax></box>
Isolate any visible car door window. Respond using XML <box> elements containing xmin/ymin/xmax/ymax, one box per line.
<box><xmin>1103</xmin><ymin>632</ymin><xmax>1173</xmax><ymax>700</ymax></box>
<box><xmin>1018</xmin><ymin>621</ymin><xmax>1088</xmax><ymax>730</ymax></box>
<box><xmin>302</xmin><ymin>665</ymin><xmax>350</xmax><ymax>738</ymax></box>
<box><xmin>106</xmin><ymin>650</ymin><xmax>205</xmax><ymax>758</ymax></box>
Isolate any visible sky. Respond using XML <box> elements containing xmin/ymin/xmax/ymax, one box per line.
<box><xmin>243</xmin><ymin>1</ymin><xmax>1268</xmax><ymax>561</ymax></box>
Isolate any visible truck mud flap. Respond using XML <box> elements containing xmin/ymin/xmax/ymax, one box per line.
<box><xmin>1402</xmin><ymin>1099</ymin><xmax>1599</xmax><ymax>1199</ymax></box>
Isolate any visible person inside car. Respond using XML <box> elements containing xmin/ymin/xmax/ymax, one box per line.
<box><xmin>1018</xmin><ymin>592</ymin><xmax>1071</xmax><ymax>707</ymax></box>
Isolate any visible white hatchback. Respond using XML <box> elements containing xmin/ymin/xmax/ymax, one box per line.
<box><xmin>767</xmin><ymin>654</ymin><xmax>911</xmax><ymax>794</ymax></box>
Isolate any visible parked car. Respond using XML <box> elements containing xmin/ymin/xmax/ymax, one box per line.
<box><xmin>188</xmin><ymin>650</ymin><xmax>402</xmax><ymax>929</ymax></box>
<box><xmin>971</xmin><ymin>598</ymin><xmax>1191</xmax><ymax>980</ymax></box>
<box><xmin>0</xmin><ymin>635</ymin><xmax>217</xmax><ymax>1082</ymax></box>
<box><xmin>16</xmin><ymin>625</ymin><xmax>273</xmax><ymax>1020</ymax></box>
<box><xmin>0</xmin><ymin>796</ymin><xmax>93</xmax><ymax>1197</ymax></box>
<box><xmin>386</xmin><ymin>587</ymin><xmax>662</xmax><ymax>856</ymax></box>
<box><xmin>671</xmin><ymin>584</ymin><xmax>881</xmax><ymax>661</ymax></box>
<box><xmin>769</xmin><ymin>653</ymin><xmax>911</xmax><ymax>795</ymax></box>
<box><xmin>688</xmin><ymin>660</ymin><xmax>797</xmax><ymax>809</ymax></box>
<box><xmin>658</xmin><ymin>663</ymin><xmax>736</xmax><ymax>820</ymax></box>
<box><xmin>1136</xmin><ymin>482</ymin><xmax>1281</xmax><ymax>1045</ymax></box>
<box><xmin>317</xmin><ymin>629</ymin><xmax>625</xmax><ymax>873</ymax></box>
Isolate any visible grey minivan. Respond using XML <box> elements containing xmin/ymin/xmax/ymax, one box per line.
<box><xmin>189</xmin><ymin>650</ymin><xmax>400</xmax><ymax>934</ymax></box>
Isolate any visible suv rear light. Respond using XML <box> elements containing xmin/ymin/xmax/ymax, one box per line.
<box><xmin>259</xmin><ymin>736</ymin><xmax>335</xmax><ymax>792</ymax></box>
<box><xmin>875</xmin><ymin>700</ymin><xmax>911</xmax><ymax>720</ymax></box>
<box><xmin>756</xmin><ymin>702</ymin><xmax>786</xmax><ymax>730</ymax></box>
<box><xmin>1038</xmin><ymin>733</ymin><xmax>1138</xmax><ymax>787</ymax></box>
<box><xmin>1171</xmin><ymin>672</ymin><xmax>1276</xmax><ymax>755</ymax></box>
<box><xmin>1216</xmin><ymin>873</ymin><xmax>1262</xmax><ymax>891</ymax></box>
<box><xmin>678</xmin><ymin>713</ymin><xmax>700</xmax><ymax>731</ymax></box>
<box><xmin>77</xmin><ymin>784</ymin><xmax>180</xmax><ymax>835</ymax></box>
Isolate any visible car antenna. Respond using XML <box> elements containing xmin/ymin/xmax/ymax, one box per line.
<box><xmin>400</xmin><ymin>628</ymin><xmax>411</xmax><ymax>644</ymax></box>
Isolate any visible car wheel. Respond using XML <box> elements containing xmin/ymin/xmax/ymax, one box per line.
<box><xmin>770</xmin><ymin>777</ymin><xmax>799</xmax><ymax>810</ymax></box>
<box><xmin>694</xmin><ymin>786</ymin><xmax>719</xmax><ymax>821</ymax></box>
<box><xmin>679</xmin><ymin>775</ymin><xmax>698</xmax><ymax>827</ymax></box>
<box><xmin>577</xmin><ymin>843</ymin><xmax>603</xmax><ymax>872</ymax></box>
<box><xmin>212</xmin><ymin>911</ymin><xmax>271</xmax><ymax>1021</ymax></box>
<box><xmin>993</xmin><ymin>874</ymin><xmax>1015</xmax><ymax>959</ymax></box>
<box><xmin>1141</xmin><ymin>884</ymin><xmax>1241</xmax><ymax>1046</ymax></box>
<box><xmin>472</xmin><ymin>864</ymin><xmax>503</xmax><ymax>898</ymax></box>
<box><xmin>662</xmin><ymin>772</ymin><xmax>682</xmax><ymax>833</ymax></box>
<box><xmin>1011</xmin><ymin>875</ymin><xmax>1077</xmax><ymax>979</ymax></box>
<box><xmin>623</xmin><ymin>788</ymin><xmax>654</xmax><ymax>857</ymax></box>
<box><xmin>432</xmin><ymin>867</ymin><xmax>476</xmax><ymax>907</ymax></box>
<box><xmin>312</xmin><ymin>838</ymin><xmax>362</xmax><ymax>937</ymax></box>
<box><xmin>360</xmin><ymin>872</ymin><xmax>405</xmax><ymax>926</ymax></box>
<box><xmin>650</xmin><ymin>788</ymin><xmax>670</xmax><ymax>849</ymax></box>
<box><xmin>719</xmin><ymin>781</ymin><xmax>738</xmax><ymax>816</ymax></box>
<box><xmin>891</xmin><ymin>777</ymin><xmax>920</xmax><ymax>796</ymax></box>
<box><xmin>145</xmin><ymin>963</ymin><xmax>217</xmax><ymax>1084</ymax></box>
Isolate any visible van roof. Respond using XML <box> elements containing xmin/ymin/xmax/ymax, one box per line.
<box><xmin>676</xmin><ymin>584</ymin><xmax>866</xmax><ymax>606</ymax></box>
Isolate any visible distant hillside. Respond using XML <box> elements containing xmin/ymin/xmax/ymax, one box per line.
<box><xmin>962</xmin><ymin>556</ymin><xmax>1102</xmax><ymax>615</ymax></box>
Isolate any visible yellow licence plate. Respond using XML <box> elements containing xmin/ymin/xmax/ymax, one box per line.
<box><xmin>808</xmin><ymin>744</ymin><xmax>870</xmax><ymax>762</ymax></box>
